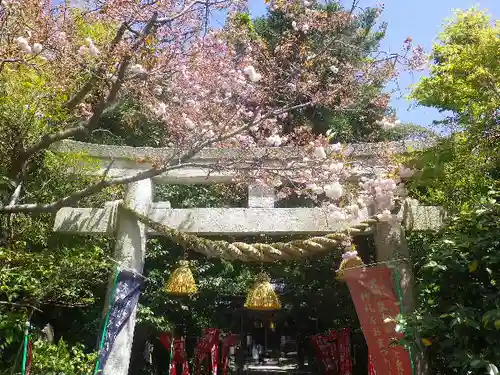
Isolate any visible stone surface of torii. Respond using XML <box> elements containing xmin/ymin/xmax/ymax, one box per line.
<box><xmin>51</xmin><ymin>139</ymin><xmax>434</xmax><ymax>184</ymax></box>
<box><xmin>54</xmin><ymin>198</ymin><xmax>444</xmax><ymax>236</ymax></box>
<box><xmin>51</xmin><ymin>139</ymin><xmax>441</xmax><ymax>375</ymax></box>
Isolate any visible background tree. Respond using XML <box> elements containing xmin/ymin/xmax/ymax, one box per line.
<box><xmin>401</xmin><ymin>8</ymin><xmax>500</xmax><ymax>375</ymax></box>
<box><xmin>252</xmin><ymin>1</ymin><xmax>429</xmax><ymax>143</ymax></box>
<box><xmin>407</xmin><ymin>8</ymin><xmax>499</xmax><ymax>210</ymax></box>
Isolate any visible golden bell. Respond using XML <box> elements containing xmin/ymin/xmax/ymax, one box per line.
<box><xmin>165</xmin><ymin>260</ymin><xmax>198</xmax><ymax>295</ymax></box>
<box><xmin>336</xmin><ymin>256</ymin><xmax>364</xmax><ymax>281</ymax></box>
<box><xmin>244</xmin><ymin>273</ymin><xmax>281</xmax><ymax>310</ymax></box>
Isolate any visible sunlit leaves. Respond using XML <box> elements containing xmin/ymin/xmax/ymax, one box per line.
<box><xmin>405</xmin><ymin>188</ymin><xmax>500</xmax><ymax>374</ymax></box>
<box><xmin>30</xmin><ymin>339</ymin><xmax>97</xmax><ymax>375</ymax></box>
<box><xmin>411</xmin><ymin>8</ymin><xmax>500</xmax><ymax>138</ymax></box>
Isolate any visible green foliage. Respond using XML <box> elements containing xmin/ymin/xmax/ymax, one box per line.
<box><xmin>404</xmin><ymin>134</ymin><xmax>494</xmax><ymax>211</ymax></box>
<box><xmin>405</xmin><ymin>8</ymin><xmax>499</xmax><ymax>212</ymax></box>
<box><xmin>72</xmin><ymin>9</ymin><xmax>119</xmax><ymax>45</ymax></box>
<box><xmin>232</xmin><ymin>12</ymin><xmax>256</xmax><ymax>34</ymax></box>
<box><xmin>0</xmin><ymin>243</ymin><xmax>110</xmax><ymax>307</ymax></box>
<box><xmin>0</xmin><ymin>45</ymin><xmax>117</xmax><ymax>373</ymax></box>
<box><xmin>85</xmin><ymin>100</ymin><xmax>172</xmax><ymax>147</ymax></box>
<box><xmin>0</xmin><ymin>310</ymin><xmax>24</xmax><ymax>353</ymax></box>
<box><xmin>154</xmin><ymin>184</ymin><xmax>247</xmax><ymax>208</ymax></box>
<box><xmin>140</xmin><ymin>239</ymin><xmax>256</xmax><ymax>335</ymax></box>
<box><xmin>29</xmin><ymin>339</ymin><xmax>97</xmax><ymax>375</ymax></box>
<box><xmin>403</xmin><ymin>8</ymin><xmax>500</xmax><ymax>374</ymax></box>
<box><xmin>0</xmin><ymin>239</ymin><xmax>111</xmax><ymax>367</ymax></box>
<box><xmin>411</xmin><ymin>8</ymin><xmax>500</xmax><ymax>140</ymax></box>
<box><xmin>405</xmin><ymin>188</ymin><xmax>500</xmax><ymax>374</ymax></box>
<box><xmin>0</xmin><ymin>65</ymin><xmax>70</xmax><ymax>177</ymax></box>
<box><xmin>381</xmin><ymin>122</ymin><xmax>439</xmax><ymax>142</ymax></box>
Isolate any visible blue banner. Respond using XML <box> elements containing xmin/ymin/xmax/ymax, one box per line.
<box><xmin>95</xmin><ymin>269</ymin><xmax>144</xmax><ymax>373</ymax></box>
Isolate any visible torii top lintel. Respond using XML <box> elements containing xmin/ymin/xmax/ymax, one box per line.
<box><xmin>50</xmin><ymin>139</ymin><xmax>434</xmax><ymax>185</ymax></box>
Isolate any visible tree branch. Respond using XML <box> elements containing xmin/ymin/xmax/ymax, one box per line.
<box><xmin>209</xmin><ymin>101</ymin><xmax>313</xmax><ymax>146</ymax></box>
<box><xmin>155</xmin><ymin>0</ymin><xmax>222</xmax><ymax>24</ymax></box>
<box><xmin>0</xmin><ymin>58</ymin><xmax>22</xmax><ymax>73</ymax></box>
<box><xmin>0</xmin><ymin>301</ymin><xmax>43</xmax><ymax>313</ymax></box>
<box><xmin>0</xmin><ymin>102</ymin><xmax>313</xmax><ymax>214</ymax></box>
<box><xmin>18</xmin><ymin>14</ymin><xmax>158</xmax><ymax>164</ymax></box>
<box><xmin>0</xmin><ymin>162</ymin><xmax>196</xmax><ymax>213</ymax></box>
<box><xmin>64</xmin><ymin>22</ymin><xmax>128</xmax><ymax>112</ymax></box>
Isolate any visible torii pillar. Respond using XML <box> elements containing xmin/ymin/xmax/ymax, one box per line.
<box><xmin>103</xmin><ymin>179</ymin><xmax>152</xmax><ymax>375</ymax></box>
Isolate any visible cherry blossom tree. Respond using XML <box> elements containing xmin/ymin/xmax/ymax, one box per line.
<box><xmin>0</xmin><ymin>0</ymin><xmax>419</xmax><ymax>221</ymax></box>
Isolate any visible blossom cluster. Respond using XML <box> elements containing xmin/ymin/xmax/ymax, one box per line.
<box><xmin>0</xmin><ymin>0</ymin><xmax>417</xmax><ymax>223</ymax></box>
<box><xmin>236</xmin><ymin>139</ymin><xmax>415</xmax><ymax>224</ymax></box>
<box><xmin>377</xmin><ymin>116</ymin><xmax>402</xmax><ymax>130</ymax></box>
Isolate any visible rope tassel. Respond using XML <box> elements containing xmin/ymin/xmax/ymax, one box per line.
<box><xmin>244</xmin><ymin>273</ymin><xmax>281</xmax><ymax>310</ymax></box>
<box><xmin>165</xmin><ymin>260</ymin><xmax>198</xmax><ymax>295</ymax></box>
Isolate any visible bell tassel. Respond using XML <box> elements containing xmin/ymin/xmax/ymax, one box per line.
<box><xmin>244</xmin><ymin>272</ymin><xmax>281</xmax><ymax>310</ymax></box>
<box><xmin>165</xmin><ymin>260</ymin><xmax>198</xmax><ymax>295</ymax></box>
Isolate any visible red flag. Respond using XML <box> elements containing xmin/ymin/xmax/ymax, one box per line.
<box><xmin>338</xmin><ymin>328</ymin><xmax>352</xmax><ymax>375</ymax></box>
<box><xmin>159</xmin><ymin>332</ymin><xmax>172</xmax><ymax>350</ymax></box>
<box><xmin>344</xmin><ymin>266</ymin><xmax>412</xmax><ymax>375</ymax></box>
<box><xmin>194</xmin><ymin>328</ymin><xmax>220</xmax><ymax>375</ymax></box>
<box><xmin>311</xmin><ymin>334</ymin><xmax>338</xmax><ymax>375</ymax></box>
<box><xmin>368</xmin><ymin>353</ymin><xmax>377</xmax><ymax>375</ymax></box>
<box><xmin>160</xmin><ymin>333</ymin><xmax>190</xmax><ymax>375</ymax></box>
<box><xmin>25</xmin><ymin>341</ymin><xmax>33</xmax><ymax>375</ymax></box>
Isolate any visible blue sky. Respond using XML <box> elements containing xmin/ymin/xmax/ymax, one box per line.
<box><xmin>246</xmin><ymin>0</ymin><xmax>500</xmax><ymax>128</ymax></box>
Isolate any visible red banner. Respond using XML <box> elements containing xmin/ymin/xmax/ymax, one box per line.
<box><xmin>369</xmin><ymin>353</ymin><xmax>377</xmax><ymax>375</ymax></box>
<box><xmin>329</xmin><ymin>329</ymin><xmax>353</xmax><ymax>375</ymax></box>
<box><xmin>344</xmin><ymin>266</ymin><xmax>412</xmax><ymax>375</ymax></box>
<box><xmin>311</xmin><ymin>334</ymin><xmax>338</xmax><ymax>374</ymax></box>
<box><xmin>194</xmin><ymin>328</ymin><xmax>220</xmax><ymax>375</ymax></box>
<box><xmin>337</xmin><ymin>328</ymin><xmax>352</xmax><ymax>375</ymax></box>
<box><xmin>159</xmin><ymin>333</ymin><xmax>190</xmax><ymax>375</ymax></box>
<box><xmin>26</xmin><ymin>341</ymin><xmax>33</xmax><ymax>375</ymax></box>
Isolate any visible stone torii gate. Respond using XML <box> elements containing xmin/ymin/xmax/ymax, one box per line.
<box><xmin>51</xmin><ymin>139</ymin><xmax>443</xmax><ymax>375</ymax></box>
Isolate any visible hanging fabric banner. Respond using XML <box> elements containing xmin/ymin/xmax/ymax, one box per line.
<box><xmin>311</xmin><ymin>334</ymin><xmax>338</xmax><ymax>375</ymax></box>
<box><xmin>368</xmin><ymin>353</ymin><xmax>377</xmax><ymax>375</ymax></box>
<box><xmin>160</xmin><ymin>333</ymin><xmax>190</xmax><ymax>375</ymax></box>
<box><xmin>206</xmin><ymin>328</ymin><xmax>219</xmax><ymax>375</ymax></box>
<box><xmin>329</xmin><ymin>328</ymin><xmax>353</xmax><ymax>375</ymax></box>
<box><xmin>328</xmin><ymin>330</ymin><xmax>340</xmax><ymax>372</ymax></box>
<box><xmin>172</xmin><ymin>338</ymin><xmax>190</xmax><ymax>375</ymax></box>
<box><xmin>25</xmin><ymin>340</ymin><xmax>33</xmax><ymax>375</ymax></box>
<box><xmin>344</xmin><ymin>266</ymin><xmax>412</xmax><ymax>375</ymax></box>
<box><xmin>337</xmin><ymin>328</ymin><xmax>353</xmax><ymax>375</ymax></box>
<box><xmin>194</xmin><ymin>328</ymin><xmax>220</xmax><ymax>375</ymax></box>
<box><xmin>94</xmin><ymin>269</ymin><xmax>144</xmax><ymax>374</ymax></box>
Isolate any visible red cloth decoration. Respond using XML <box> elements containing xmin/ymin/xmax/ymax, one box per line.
<box><xmin>159</xmin><ymin>333</ymin><xmax>190</xmax><ymax>375</ymax></box>
<box><xmin>311</xmin><ymin>334</ymin><xmax>338</xmax><ymax>375</ymax></box>
<box><xmin>344</xmin><ymin>266</ymin><xmax>413</xmax><ymax>375</ymax></box>
<box><xmin>160</xmin><ymin>333</ymin><xmax>172</xmax><ymax>350</ymax></box>
<box><xmin>329</xmin><ymin>330</ymin><xmax>340</xmax><ymax>371</ymax></box>
<box><xmin>26</xmin><ymin>341</ymin><xmax>33</xmax><ymax>375</ymax></box>
<box><xmin>369</xmin><ymin>353</ymin><xmax>377</xmax><ymax>375</ymax></box>
<box><xmin>221</xmin><ymin>334</ymin><xmax>239</xmax><ymax>375</ymax></box>
<box><xmin>194</xmin><ymin>328</ymin><xmax>220</xmax><ymax>375</ymax></box>
<box><xmin>335</xmin><ymin>328</ymin><xmax>353</xmax><ymax>375</ymax></box>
